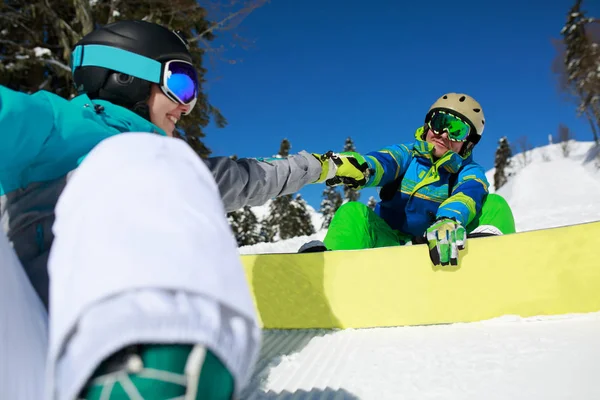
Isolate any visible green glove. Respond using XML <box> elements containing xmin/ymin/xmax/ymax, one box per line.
<box><xmin>312</xmin><ymin>151</ymin><xmax>371</xmax><ymax>188</ymax></box>
<box><xmin>426</xmin><ymin>218</ymin><xmax>466</xmax><ymax>266</ymax></box>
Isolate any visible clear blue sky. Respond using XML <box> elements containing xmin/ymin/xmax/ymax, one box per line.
<box><xmin>202</xmin><ymin>0</ymin><xmax>600</xmax><ymax>210</ymax></box>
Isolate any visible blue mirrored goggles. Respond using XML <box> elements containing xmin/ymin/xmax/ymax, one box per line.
<box><xmin>71</xmin><ymin>44</ymin><xmax>199</xmax><ymax>114</ymax></box>
<box><xmin>160</xmin><ymin>60</ymin><xmax>198</xmax><ymax>113</ymax></box>
<box><xmin>427</xmin><ymin>111</ymin><xmax>471</xmax><ymax>142</ymax></box>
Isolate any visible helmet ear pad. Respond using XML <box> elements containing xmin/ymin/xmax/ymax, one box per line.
<box><xmin>74</xmin><ymin>65</ymin><xmax>152</xmax><ymax>118</ymax></box>
<box><xmin>72</xmin><ymin>66</ymin><xmax>110</xmax><ymax>96</ymax></box>
<box><xmin>99</xmin><ymin>71</ymin><xmax>152</xmax><ymax>110</ymax></box>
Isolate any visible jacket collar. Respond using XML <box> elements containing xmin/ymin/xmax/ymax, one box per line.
<box><xmin>71</xmin><ymin>94</ymin><xmax>167</xmax><ymax>136</ymax></box>
<box><xmin>412</xmin><ymin>126</ymin><xmax>469</xmax><ymax>174</ymax></box>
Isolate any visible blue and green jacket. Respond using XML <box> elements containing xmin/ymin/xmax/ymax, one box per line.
<box><xmin>363</xmin><ymin>127</ymin><xmax>490</xmax><ymax>237</ymax></box>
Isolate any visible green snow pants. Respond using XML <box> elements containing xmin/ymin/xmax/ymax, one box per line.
<box><xmin>323</xmin><ymin>193</ymin><xmax>516</xmax><ymax>251</ymax></box>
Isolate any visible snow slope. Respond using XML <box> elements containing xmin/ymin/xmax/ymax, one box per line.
<box><xmin>240</xmin><ymin>141</ymin><xmax>600</xmax><ymax>399</ymax></box>
<box><xmin>487</xmin><ymin>140</ymin><xmax>600</xmax><ymax>232</ymax></box>
<box><xmin>243</xmin><ymin>313</ymin><xmax>600</xmax><ymax>400</ymax></box>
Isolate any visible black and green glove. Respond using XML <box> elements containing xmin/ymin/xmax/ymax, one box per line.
<box><xmin>313</xmin><ymin>151</ymin><xmax>371</xmax><ymax>189</ymax></box>
<box><xmin>425</xmin><ymin>218</ymin><xmax>467</xmax><ymax>266</ymax></box>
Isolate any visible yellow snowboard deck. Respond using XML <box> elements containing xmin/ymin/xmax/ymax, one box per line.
<box><xmin>241</xmin><ymin>221</ymin><xmax>600</xmax><ymax>329</ymax></box>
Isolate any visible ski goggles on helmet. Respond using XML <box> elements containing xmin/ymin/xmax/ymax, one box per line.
<box><xmin>71</xmin><ymin>44</ymin><xmax>199</xmax><ymax>115</ymax></box>
<box><xmin>159</xmin><ymin>60</ymin><xmax>198</xmax><ymax>114</ymax></box>
<box><xmin>427</xmin><ymin>111</ymin><xmax>471</xmax><ymax>142</ymax></box>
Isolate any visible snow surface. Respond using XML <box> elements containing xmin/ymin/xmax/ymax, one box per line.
<box><xmin>487</xmin><ymin>140</ymin><xmax>600</xmax><ymax>232</ymax></box>
<box><xmin>33</xmin><ymin>47</ymin><xmax>51</xmax><ymax>58</ymax></box>
<box><xmin>241</xmin><ymin>141</ymin><xmax>600</xmax><ymax>399</ymax></box>
<box><xmin>244</xmin><ymin>313</ymin><xmax>600</xmax><ymax>400</ymax></box>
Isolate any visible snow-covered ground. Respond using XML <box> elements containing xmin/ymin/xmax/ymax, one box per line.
<box><xmin>241</xmin><ymin>141</ymin><xmax>600</xmax><ymax>399</ymax></box>
<box><xmin>244</xmin><ymin>313</ymin><xmax>600</xmax><ymax>400</ymax></box>
<box><xmin>487</xmin><ymin>140</ymin><xmax>600</xmax><ymax>232</ymax></box>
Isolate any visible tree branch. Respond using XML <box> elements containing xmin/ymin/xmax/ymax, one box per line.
<box><xmin>0</xmin><ymin>38</ymin><xmax>23</xmax><ymax>48</ymax></box>
<box><xmin>107</xmin><ymin>0</ymin><xmax>122</xmax><ymax>24</ymax></box>
<box><xmin>43</xmin><ymin>57</ymin><xmax>72</xmax><ymax>72</ymax></box>
<box><xmin>40</xmin><ymin>0</ymin><xmax>82</xmax><ymax>61</ymax></box>
<box><xmin>38</xmin><ymin>75</ymin><xmax>52</xmax><ymax>90</ymax></box>
<box><xmin>0</xmin><ymin>40</ymin><xmax>72</xmax><ymax>73</ymax></box>
<box><xmin>0</xmin><ymin>14</ymin><xmax>37</xmax><ymax>38</ymax></box>
<box><xmin>73</xmin><ymin>0</ymin><xmax>95</xmax><ymax>35</ymax></box>
<box><xmin>188</xmin><ymin>0</ymin><xmax>267</xmax><ymax>43</ymax></box>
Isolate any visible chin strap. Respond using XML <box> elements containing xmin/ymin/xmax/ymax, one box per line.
<box><xmin>459</xmin><ymin>141</ymin><xmax>474</xmax><ymax>158</ymax></box>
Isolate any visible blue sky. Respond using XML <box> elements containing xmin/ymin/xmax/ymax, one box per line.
<box><xmin>202</xmin><ymin>0</ymin><xmax>600</xmax><ymax>211</ymax></box>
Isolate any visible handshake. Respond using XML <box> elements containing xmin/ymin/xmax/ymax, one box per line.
<box><xmin>312</xmin><ymin>151</ymin><xmax>373</xmax><ymax>189</ymax></box>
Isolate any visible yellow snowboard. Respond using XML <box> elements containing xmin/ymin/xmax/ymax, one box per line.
<box><xmin>241</xmin><ymin>221</ymin><xmax>600</xmax><ymax>329</ymax></box>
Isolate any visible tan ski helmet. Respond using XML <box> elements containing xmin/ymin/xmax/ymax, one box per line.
<box><xmin>425</xmin><ymin>93</ymin><xmax>486</xmax><ymax>146</ymax></box>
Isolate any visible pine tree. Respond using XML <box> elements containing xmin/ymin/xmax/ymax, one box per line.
<box><xmin>557</xmin><ymin>0</ymin><xmax>600</xmax><ymax>143</ymax></box>
<box><xmin>225</xmin><ymin>154</ymin><xmax>264</xmax><ymax>245</ymax></box>
<box><xmin>277</xmin><ymin>138</ymin><xmax>291</xmax><ymax>158</ymax></box>
<box><xmin>557</xmin><ymin>123</ymin><xmax>574</xmax><ymax>157</ymax></box>
<box><xmin>258</xmin><ymin>211</ymin><xmax>276</xmax><ymax>243</ymax></box>
<box><xmin>263</xmin><ymin>138</ymin><xmax>296</xmax><ymax>241</ymax></box>
<box><xmin>286</xmin><ymin>194</ymin><xmax>315</xmax><ymax>238</ymax></box>
<box><xmin>265</xmin><ymin>194</ymin><xmax>290</xmax><ymax>241</ymax></box>
<box><xmin>367</xmin><ymin>196</ymin><xmax>377</xmax><ymax>211</ymax></box>
<box><xmin>227</xmin><ymin>206</ymin><xmax>261</xmax><ymax>246</ymax></box>
<box><xmin>262</xmin><ymin>139</ymin><xmax>316</xmax><ymax>240</ymax></box>
<box><xmin>0</xmin><ymin>0</ymin><xmax>266</xmax><ymax>157</ymax></box>
<box><xmin>343</xmin><ymin>137</ymin><xmax>361</xmax><ymax>203</ymax></box>
<box><xmin>320</xmin><ymin>186</ymin><xmax>343</xmax><ymax>229</ymax></box>
<box><xmin>493</xmin><ymin>137</ymin><xmax>512</xmax><ymax>191</ymax></box>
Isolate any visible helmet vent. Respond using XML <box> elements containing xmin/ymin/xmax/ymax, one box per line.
<box><xmin>473</xmin><ymin>108</ymin><xmax>481</xmax><ymax>112</ymax></box>
<box><xmin>443</xmin><ymin>95</ymin><xmax>448</xmax><ymax>99</ymax></box>
<box><xmin>459</xmin><ymin>96</ymin><xmax>466</xmax><ymax>102</ymax></box>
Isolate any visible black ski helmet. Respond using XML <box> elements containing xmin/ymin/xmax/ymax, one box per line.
<box><xmin>71</xmin><ymin>20</ymin><xmax>194</xmax><ymax>119</ymax></box>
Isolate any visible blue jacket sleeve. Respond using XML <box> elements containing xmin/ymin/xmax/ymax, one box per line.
<box><xmin>435</xmin><ymin>162</ymin><xmax>489</xmax><ymax>226</ymax></box>
<box><xmin>362</xmin><ymin>143</ymin><xmax>412</xmax><ymax>187</ymax></box>
<box><xmin>0</xmin><ymin>86</ymin><xmax>55</xmax><ymax>170</ymax></box>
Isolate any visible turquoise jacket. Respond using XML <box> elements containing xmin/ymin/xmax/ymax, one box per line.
<box><xmin>1</xmin><ymin>84</ymin><xmax>324</xmax><ymax>308</ymax></box>
<box><xmin>0</xmin><ymin>85</ymin><xmax>166</xmax><ymax>196</ymax></box>
<box><xmin>363</xmin><ymin>127</ymin><xmax>490</xmax><ymax>237</ymax></box>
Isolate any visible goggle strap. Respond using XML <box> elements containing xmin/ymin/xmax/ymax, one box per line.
<box><xmin>72</xmin><ymin>44</ymin><xmax>162</xmax><ymax>84</ymax></box>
